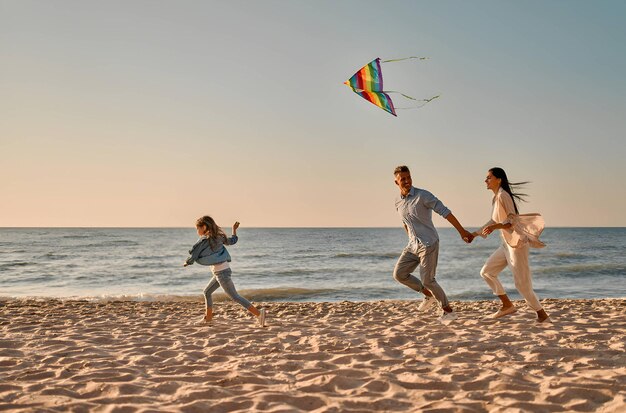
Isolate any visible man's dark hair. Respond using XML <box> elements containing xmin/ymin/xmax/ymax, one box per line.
<box><xmin>393</xmin><ymin>165</ymin><xmax>410</xmax><ymax>175</ymax></box>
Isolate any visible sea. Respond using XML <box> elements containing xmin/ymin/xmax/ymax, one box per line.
<box><xmin>0</xmin><ymin>228</ymin><xmax>624</xmax><ymax>302</ymax></box>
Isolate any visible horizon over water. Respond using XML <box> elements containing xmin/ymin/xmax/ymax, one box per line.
<box><xmin>1</xmin><ymin>227</ymin><xmax>624</xmax><ymax>302</ymax></box>
<box><xmin>3</xmin><ymin>226</ymin><xmax>623</xmax><ymax>229</ymax></box>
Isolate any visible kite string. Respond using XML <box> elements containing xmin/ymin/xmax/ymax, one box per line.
<box><xmin>381</xmin><ymin>56</ymin><xmax>429</xmax><ymax>63</ymax></box>
<box><xmin>381</xmin><ymin>58</ymin><xmax>438</xmax><ymax>109</ymax></box>
<box><xmin>385</xmin><ymin>91</ymin><xmax>418</xmax><ymax>101</ymax></box>
<box><xmin>380</xmin><ymin>56</ymin><xmax>435</xmax><ymax>103</ymax></box>
<box><xmin>395</xmin><ymin>104</ymin><xmax>430</xmax><ymax>110</ymax></box>
<box><xmin>386</xmin><ymin>91</ymin><xmax>440</xmax><ymax>103</ymax></box>
<box><xmin>392</xmin><ymin>94</ymin><xmax>441</xmax><ymax>109</ymax></box>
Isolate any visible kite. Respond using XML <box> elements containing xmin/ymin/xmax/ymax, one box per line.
<box><xmin>344</xmin><ymin>57</ymin><xmax>439</xmax><ymax>117</ymax></box>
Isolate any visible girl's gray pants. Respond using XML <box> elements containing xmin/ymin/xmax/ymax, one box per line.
<box><xmin>203</xmin><ymin>268</ymin><xmax>252</xmax><ymax>310</ymax></box>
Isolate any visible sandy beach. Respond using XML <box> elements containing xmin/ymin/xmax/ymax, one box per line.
<box><xmin>1</xmin><ymin>298</ymin><xmax>624</xmax><ymax>412</ymax></box>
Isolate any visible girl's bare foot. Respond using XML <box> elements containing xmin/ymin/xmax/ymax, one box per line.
<box><xmin>202</xmin><ymin>309</ymin><xmax>213</xmax><ymax>323</ymax></box>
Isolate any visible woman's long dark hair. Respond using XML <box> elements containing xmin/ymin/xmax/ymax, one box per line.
<box><xmin>489</xmin><ymin>167</ymin><xmax>529</xmax><ymax>214</ymax></box>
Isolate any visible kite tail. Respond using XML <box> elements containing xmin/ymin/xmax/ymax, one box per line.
<box><xmin>392</xmin><ymin>94</ymin><xmax>441</xmax><ymax>109</ymax></box>
<box><xmin>381</xmin><ymin>56</ymin><xmax>429</xmax><ymax>63</ymax></box>
<box><xmin>381</xmin><ymin>56</ymin><xmax>435</xmax><ymax>104</ymax></box>
<box><xmin>385</xmin><ymin>91</ymin><xmax>419</xmax><ymax>101</ymax></box>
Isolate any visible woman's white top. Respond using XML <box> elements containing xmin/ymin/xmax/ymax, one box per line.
<box><xmin>480</xmin><ymin>187</ymin><xmax>546</xmax><ymax>249</ymax></box>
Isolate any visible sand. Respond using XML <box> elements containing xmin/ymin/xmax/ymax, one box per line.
<box><xmin>1</xmin><ymin>298</ymin><xmax>624</xmax><ymax>412</ymax></box>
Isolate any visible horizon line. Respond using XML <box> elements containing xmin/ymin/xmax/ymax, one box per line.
<box><xmin>2</xmin><ymin>226</ymin><xmax>625</xmax><ymax>229</ymax></box>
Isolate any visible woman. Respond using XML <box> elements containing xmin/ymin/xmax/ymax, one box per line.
<box><xmin>472</xmin><ymin>167</ymin><xmax>549</xmax><ymax>323</ymax></box>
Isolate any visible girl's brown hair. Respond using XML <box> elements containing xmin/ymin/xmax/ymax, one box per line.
<box><xmin>196</xmin><ymin>215</ymin><xmax>228</xmax><ymax>248</ymax></box>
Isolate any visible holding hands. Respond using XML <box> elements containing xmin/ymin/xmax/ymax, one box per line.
<box><xmin>445</xmin><ymin>213</ymin><xmax>475</xmax><ymax>244</ymax></box>
<box><xmin>461</xmin><ymin>229</ymin><xmax>474</xmax><ymax>244</ymax></box>
<box><xmin>482</xmin><ymin>223</ymin><xmax>498</xmax><ymax>236</ymax></box>
<box><xmin>464</xmin><ymin>223</ymin><xmax>508</xmax><ymax>242</ymax></box>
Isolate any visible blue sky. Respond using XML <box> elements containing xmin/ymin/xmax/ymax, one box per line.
<box><xmin>1</xmin><ymin>1</ymin><xmax>625</xmax><ymax>227</ymax></box>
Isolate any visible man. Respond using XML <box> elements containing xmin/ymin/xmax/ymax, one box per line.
<box><xmin>392</xmin><ymin>165</ymin><xmax>473</xmax><ymax>324</ymax></box>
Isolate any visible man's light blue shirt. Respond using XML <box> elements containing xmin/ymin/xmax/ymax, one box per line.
<box><xmin>395</xmin><ymin>186</ymin><xmax>451</xmax><ymax>251</ymax></box>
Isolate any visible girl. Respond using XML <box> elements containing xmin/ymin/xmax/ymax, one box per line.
<box><xmin>472</xmin><ymin>168</ymin><xmax>550</xmax><ymax>323</ymax></box>
<box><xmin>184</xmin><ymin>216</ymin><xmax>266</xmax><ymax>326</ymax></box>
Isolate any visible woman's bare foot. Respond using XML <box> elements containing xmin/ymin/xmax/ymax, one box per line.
<box><xmin>488</xmin><ymin>305</ymin><xmax>517</xmax><ymax>319</ymax></box>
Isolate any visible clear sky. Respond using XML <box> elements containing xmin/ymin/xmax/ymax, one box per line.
<box><xmin>2</xmin><ymin>1</ymin><xmax>625</xmax><ymax>228</ymax></box>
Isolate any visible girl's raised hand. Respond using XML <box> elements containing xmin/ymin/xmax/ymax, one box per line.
<box><xmin>233</xmin><ymin>221</ymin><xmax>240</xmax><ymax>230</ymax></box>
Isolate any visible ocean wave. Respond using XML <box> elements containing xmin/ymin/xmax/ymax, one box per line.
<box><xmin>0</xmin><ymin>261</ymin><xmax>31</xmax><ymax>269</ymax></box>
<box><xmin>20</xmin><ymin>287</ymin><xmax>339</xmax><ymax>303</ymax></box>
<box><xmin>242</xmin><ymin>249</ymin><xmax>329</xmax><ymax>260</ymax></box>
<box><xmin>333</xmin><ymin>252</ymin><xmax>399</xmax><ymax>260</ymax></box>
<box><xmin>551</xmin><ymin>252</ymin><xmax>589</xmax><ymax>260</ymax></box>
<box><xmin>129</xmin><ymin>262</ymin><xmax>178</xmax><ymax>269</ymax></box>
<box><xmin>61</xmin><ymin>234</ymin><xmax>92</xmax><ymax>239</ymax></box>
<box><xmin>449</xmin><ymin>291</ymin><xmax>498</xmax><ymax>301</ymax></box>
<box><xmin>0</xmin><ymin>274</ymin><xmax>56</xmax><ymax>285</ymax></box>
<box><xmin>0</xmin><ymin>243</ymin><xmax>21</xmax><ymax>249</ymax></box>
<box><xmin>234</xmin><ymin>287</ymin><xmax>337</xmax><ymax>301</ymax></box>
<box><xmin>268</xmin><ymin>268</ymin><xmax>329</xmax><ymax>277</ymax></box>
<box><xmin>292</xmin><ymin>253</ymin><xmax>327</xmax><ymax>259</ymax></box>
<box><xmin>43</xmin><ymin>252</ymin><xmax>70</xmax><ymax>260</ymax></box>
<box><xmin>240</xmin><ymin>252</ymin><xmax>327</xmax><ymax>260</ymax></box>
<box><xmin>80</xmin><ymin>240</ymin><xmax>139</xmax><ymax>248</ymax></box>
<box><xmin>239</xmin><ymin>254</ymin><xmax>270</xmax><ymax>259</ymax></box>
<box><xmin>0</xmin><ymin>287</ymin><xmax>419</xmax><ymax>303</ymax></box>
<box><xmin>536</xmin><ymin>262</ymin><xmax>626</xmax><ymax>276</ymax></box>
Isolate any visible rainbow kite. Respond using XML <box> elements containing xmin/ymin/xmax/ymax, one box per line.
<box><xmin>344</xmin><ymin>57</ymin><xmax>439</xmax><ymax>117</ymax></box>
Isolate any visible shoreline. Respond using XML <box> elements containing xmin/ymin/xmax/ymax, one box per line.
<box><xmin>2</xmin><ymin>293</ymin><xmax>625</xmax><ymax>305</ymax></box>
<box><xmin>1</xmin><ymin>298</ymin><xmax>624</xmax><ymax>412</ymax></box>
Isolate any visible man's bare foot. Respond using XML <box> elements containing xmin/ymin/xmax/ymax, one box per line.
<box><xmin>537</xmin><ymin>309</ymin><xmax>550</xmax><ymax>323</ymax></box>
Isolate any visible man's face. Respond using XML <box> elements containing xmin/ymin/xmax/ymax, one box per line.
<box><xmin>394</xmin><ymin>171</ymin><xmax>412</xmax><ymax>193</ymax></box>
